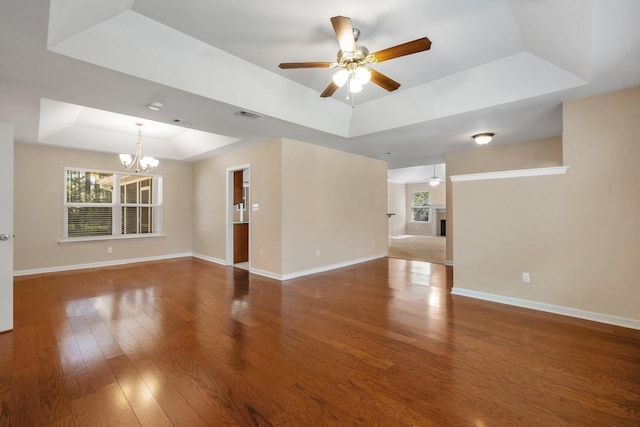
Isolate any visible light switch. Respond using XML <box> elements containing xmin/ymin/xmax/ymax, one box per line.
<box><xmin>252</xmin><ymin>203</ymin><xmax>259</xmax><ymax>211</ymax></box>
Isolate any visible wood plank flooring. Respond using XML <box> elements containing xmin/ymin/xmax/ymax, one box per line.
<box><xmin>2</xmin><ymin>257</ymin><xmax>639</xmax><ymax>426</ymax></box>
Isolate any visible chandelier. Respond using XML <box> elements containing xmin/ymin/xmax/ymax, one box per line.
<box><xmin>119</xmin><ymin>123</ymin><xmax>159</xmax><ymax>173</ymax></box>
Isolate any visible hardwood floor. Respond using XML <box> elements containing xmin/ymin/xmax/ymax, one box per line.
<box><xmin>2</xmin><ymin>257</ymin><xmax>639</xmax><ymax>426</ymax></box>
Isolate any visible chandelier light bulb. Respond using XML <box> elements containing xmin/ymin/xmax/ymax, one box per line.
<box><xmin>119</xmin><ymin>153</ymin><xmax>132</xmax><ymax>166</ymax></box>
<box><xmin>142</xmin><ymin>157</ymin><xmax>159</xmax><ymax>169</ymax></box>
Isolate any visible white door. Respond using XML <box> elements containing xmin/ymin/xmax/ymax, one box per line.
<box><xmin>0</xmin><ymin>123</ymin><xmax>14</xmax><ymax>332</ymax></box>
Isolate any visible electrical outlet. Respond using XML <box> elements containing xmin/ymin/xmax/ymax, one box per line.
<box><xmin>107</xmin><ymin>247</ymin><xmax>113</xmax><ymax>254</ymax></box>
<box><xmin>522</xmin><ymin>272</ymin><xmax>530</xmax><ymax>283</ymax></box>
<box><xmin>316</xmin><ymin>249</ymin><xmax>320</xmax><ymax>257</ymax></box>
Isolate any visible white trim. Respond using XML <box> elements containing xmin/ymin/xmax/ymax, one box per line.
<box><xmin>450</xmin><ymin>166</ymin><xmax>569</xmax><ymax>182</ymax></box>
<box><xmin>191</xmin><ymin>252</ymin><xmax>226</xmax><ymax>266</ymax></box>
<box><xmin>63</xmin><ymin>168</ymin><xmax>163</xmax><ymax>239</ymax></box>
<box><xmin>206</xmin><ymin>254</ymin><xmax>387</xmax><ymax>282</ymax></box>
<box><xmin>63</xmin><ymin>166</ymin><xmax>162</xmax><ymax>178</ymax></box>
<box><xmin>444</xmin><ymin>260</ymin><xmax>454</xmax><ymax>266</ymax></box>
<box><xmin>59</xmin><ymin>233</ymin><xmax>165</xmax><ymax>244</ymax></box>
<box><xmin>193</xmin><ymin>254</ymin><xmax>281</xmax><ymax>280</ymax></box>
<box><xmin>451</xmin><ymin>287</ymin><xmax>640</xmax><ymax>330</ymax></box>
<box><xmin>279</xmin><ymin>254</ymin><xmax>387</xmax><ymax>281</ymax></box>
<box><xmin>248</xmin><ymin>267</ymin><xmax>283</xmax><ymax>281</ymax></box>
<box><xmin>13</xmin><ymin>252</ymin><xmax>192</xmax><ymax>277</ymax></box>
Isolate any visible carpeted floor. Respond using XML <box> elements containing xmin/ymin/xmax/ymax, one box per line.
<box><xmin>388</xmin><ymin>234</ymin><xmax>446</xmax><ymax>264</ymax></box>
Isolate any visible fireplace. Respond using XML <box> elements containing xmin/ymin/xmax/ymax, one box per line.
<box><xmin>429</xmin><ymin>205</ymin><xmax>446</xmax><ymax>237</ymax></box>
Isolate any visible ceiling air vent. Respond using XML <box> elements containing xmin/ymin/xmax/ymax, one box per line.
<box><xmin>235</xmin><ymin>109</ymin><xmax>262</xmax><ymax>119</ymax></box>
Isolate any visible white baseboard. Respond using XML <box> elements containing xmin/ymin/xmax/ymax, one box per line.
<box><xmin>247</xmin><ymin>267</ymin><xmax>282</xmax><ymax>281</ymax></box>
<box><xmin>279</xmin><ymin>254</ymin><xmax>387</xmax><ymax>281</ymax></box>
<box><xmin>191</xmin><ymin>252</ymin><xmax>227</xmax><ymax>266</ymax></box>
<box><xmin>192</xmin><ymin>256</ymin><xmax>281</xmax><ymax>280</ymax></box>
<box><xmin>13</xmin><ymin>252</ymin><xmax>194</xmax><ymax>277</ymax></box>
<box><xmin>451</xmin><ymin>287</ymin><xmax>640</xmax><ymax>330</ymax></box>
<box><xmin>193</xmin><ymin>252</ymin><xmax>386</xmax><ymax>281</ymax></box>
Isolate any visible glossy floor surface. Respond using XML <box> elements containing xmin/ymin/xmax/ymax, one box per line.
<box><xmin>2</xmin><ymin>257</ymin><xmax>639</xmax><ymax>426</ymax></box>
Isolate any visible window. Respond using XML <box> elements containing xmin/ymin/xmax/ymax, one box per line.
<box><xmin>64</xmin><ymin>168</ymin><xmax>162</xmax><ymax>240</ymax></box>
<box><xmin>411</xmin><ymin>191</ymin><xmax>430</xmax><ymax>222</ymax></box>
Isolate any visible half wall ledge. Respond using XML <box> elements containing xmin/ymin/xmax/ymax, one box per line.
<box><xmin>450</xmin><ymin>166</ymin><xmax>569</xmax><ymax>182</ymax></box>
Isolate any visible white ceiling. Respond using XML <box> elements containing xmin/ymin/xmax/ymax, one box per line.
<box><xmin>388</xmin><ymin>163</ymin><xmax>446</xmax><ymax>185</ymax></box>
<box><xmin>0</xmin><ymin>0</ymin><xmax>639</xmax><ymax>173</ymax></box>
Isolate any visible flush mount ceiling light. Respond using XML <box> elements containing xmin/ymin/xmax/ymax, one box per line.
<box><xmin>472</xmin><ymin>133</ymin><xmax>495</xmax><ymax>145</ymax></box>
<box><xmin>119</xmin><ymin>123</ymin><xmax>159</xmax><ymax>173</ymax></box>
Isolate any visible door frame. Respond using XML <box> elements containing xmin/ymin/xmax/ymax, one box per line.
<box><xmin>226</xmin><ymin>164</ymin><xmax>251</xmax><ymax>266</ymax></box>
<box><xmin>0</xmin><ymin>123</ymin><xmax>14</xmax><ymax>332</ymax></box>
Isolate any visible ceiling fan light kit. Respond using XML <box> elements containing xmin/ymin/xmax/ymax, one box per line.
<box><xmin>279</xmin><ymin>16</ymin><xmax>431</xmax><ymax>104</ymax></box>
<box><xmin>472</xmin><ymin>133</ymin><xmax>495</xmax><ymax>145</ymax></box>
<box><xmin>428</xmin><ymin>164</ymin><xmax>445</xmax><ymax>187</ymax></box>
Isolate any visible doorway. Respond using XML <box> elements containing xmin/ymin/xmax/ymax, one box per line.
<box><xmin>226</xmin><ymin>165</ymin><xmax>250</xmax><ymax>270</ymax></box>
<box><xmin>387</xmin><ymin>163</ymin><xmax>447</xmax><ymax>264</ymax></box>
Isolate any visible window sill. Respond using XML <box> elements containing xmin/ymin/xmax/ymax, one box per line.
<box><xmin>59</xmin><ymin>233</ymin><xmax>166</xmax><ymax>244</ymax></box>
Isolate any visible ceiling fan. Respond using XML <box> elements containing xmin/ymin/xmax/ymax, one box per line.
<box><xmin>428</xmin><ymin>164</ymin><xmax>445</xmax><ymax>187</ymax></box>
<box><xmin>278</xmin><ymin>16</ymin><xmax>431</xmax><ymax>100</ymax></box>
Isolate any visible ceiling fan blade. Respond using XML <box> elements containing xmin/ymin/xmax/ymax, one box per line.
<box><xmin>331</xmin><ymin>16</ymin><xmax>356</xmax><ymax>53</ymax></box>
<box><xmin>372</xmin><ymin>37</ymin><xmax>432</xmax><ymax>63</ymax></box>
<box><xmin>320</xmin><ymin>81</ymin><xmax>339</xmax><ymax>98</ymax></box>
<box><xmin>370</xmin><ymin>69</ymin><xmax>401</xmax><ymax>92</ymax></box>
<box><xmin>279</xmin><ymin>62</ymin><xmax>332</xmax><ymax>69</ymax></box>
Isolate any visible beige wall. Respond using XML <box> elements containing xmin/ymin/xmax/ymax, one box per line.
<box><xmin>192</xmin><ymin>139</ymin><xmax>283</xmax><ymax>274</ymax></box>
<box><xmin>281</xmin><ymin>139</ymin><xmax>388</xmax><ymax>275</ymax></box>
<box><xmin>451</xmin><ymin>86</ymin><xmax>640</xmax><ymax>322</ymax></box>
<box><xmin>192</xmin><ymin>138</ymin><xmax>388</xmax><ymax>278</ymax></box>
<box><xmin>387</xmin><ymin>183</ymin><xmax>406</xmax><ymax>235</ymax></box>
<box><xmin>445</xmin><ymin>137</ymin><xmax>563</xmax><ymax>262</ymax></box>
<box><xmin>13</xmin><ymin>143</ymin><xmax>193</xmax><ymax>272</ymax></box>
